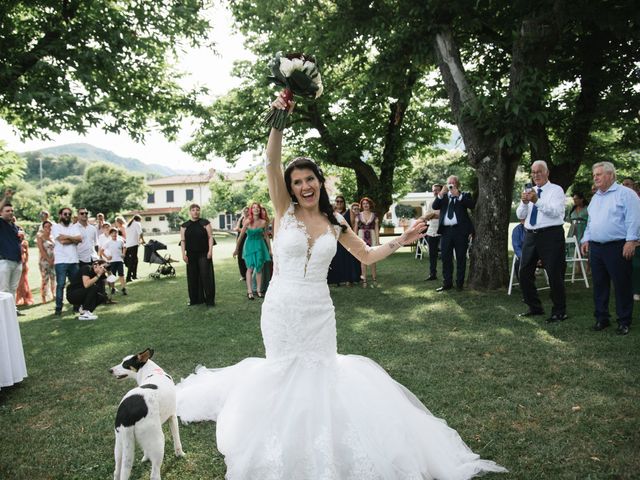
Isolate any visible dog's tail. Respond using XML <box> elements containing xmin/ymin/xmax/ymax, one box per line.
<box><xmin>114</xmin><ymin>426</ymin><xmax>136</xmax><ymax>480</ymax></box>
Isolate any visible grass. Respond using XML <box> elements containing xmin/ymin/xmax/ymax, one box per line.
<box><xmin>2</xmin><ymin>234</ymin><xmax>639</xmax><ymax>479</ymax></box>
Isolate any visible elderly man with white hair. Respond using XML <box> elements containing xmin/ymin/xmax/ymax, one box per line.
<box><xmin>580</xmin><ymin>162</ymin><xmax>640</xmax><ymax>335</ymax></box>
<box><xmin>516</xmin><ymin>160</ymin><xmax>568</xmax><ymax>323</ymax></box>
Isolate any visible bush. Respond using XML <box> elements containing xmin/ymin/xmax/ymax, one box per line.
<box><xmin>15</xmin><ymin>220</ymin><xmax>40</xmax><ymax>247</ymax></box>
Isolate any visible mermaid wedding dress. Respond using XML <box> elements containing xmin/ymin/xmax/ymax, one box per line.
<box><xmin>176</xmin><ymin>204</ymin><xmax>506</xmax><ymax>479</ymax></box>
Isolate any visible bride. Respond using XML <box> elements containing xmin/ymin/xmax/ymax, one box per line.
<box><xmin>176</xmin><ymin>93</ymin><xmax>507</xmax><ymax>479</ymax></box>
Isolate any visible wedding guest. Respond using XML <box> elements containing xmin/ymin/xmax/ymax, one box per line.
<box><xmin>423</xmin><ymin>184</ymin><xmax>442</xmax><ymax>281</ymax></box>
<box><xmin>76</xmin><ymin>207</ymin><xmax>99</xmax><ymax>268</ymax></box>
<box><xmin>511</xmin><ymin>218</ymin><xmax>526</xmax><ymax>281</ymax></box>
<box><xmin>567</xmin><ymin>192</ymin><xmax>588</xmax><ymax>243</ymax></box>
<box><xmin>581</xmin><ymin>162</ymin><xmax>640</xmax><ymax>335</ymax></box>
<box><xmin>52</xmin><ymin>207</ymin><xmax>82</xmax><ymax>315</ymax></box>
<box><xmin>235</xmin><ymin>207</ymin><xmax>250</xmax><ymax>281</ymax></box>
<box><xmin>125</xmin><ymin>214</ymin><xmax>145</xmax><ymax>281</ymax></box>
<box><xmin>96</xmin><ymin>212</ymin><xmax>105</xmax><ymax>230</ymax></box>
<box><xmin>180</xmin><ymin>204</ymin><xmax>216</xmax><ymax>306</ymax></box>
<box><xmin>234</xmin><ymin>202</ymin><xmax>271</xmax><ymax>299</ymax></box>
<box><xmin>99</xmin><ymin>228</ymin><xmax>127</xmax><ymax>296</ymax></box>
<box><xmin>354</xmin><ymin>197</ymin><xmax>379</xmax><ymax>287</ymax></box>
<box><xmin>37</xmin><ymin>210</ymin><xmax>51</xmax><ymax>232</ymax></box>
<box><xmin>37</xmin><ymin>220</ymin><xmax>56</xmax><ymax>304</ymax></box>
<box><xmin>516</xmin><ymin>161</ymin><xmax>567</xmax><ymax>322</ymax></box>
<box><xmin>328</xmin><ymin>195</ymin><xmax>360</xmax><ymax>286</ymax></box>
<box><xmin>114</xmin><ymin>216</ymin><xmax>127</xmax><ymax>240</ymax></box>
<box><xmin>0</xmin><ymin>194</ymin><xmax>23</xmax><ymax>315</ymax></box>
<box><xmin>15</xmin><ymin>229</ymin><xmax>34</xmax><ymax>308</ymax></box>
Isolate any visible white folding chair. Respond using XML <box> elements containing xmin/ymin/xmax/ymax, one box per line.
<box><xmin>564</xmin><ymin>236</ymin><xmax>589</xmax><ymax>288</ymax></box>
<box><xmin>415</xmin><ymin>237</ymin><xmax>428</xmax><ymax>260</ymax></box>
<box><xmin>508</xmin><ymin>254</ymin><xmax>549</xmax><ymax>295</ymax></box>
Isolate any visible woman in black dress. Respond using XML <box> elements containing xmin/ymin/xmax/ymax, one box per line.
<box><xmin>327</xmin><ymin>196</ymin><xmax>361</xmax><ymax>286</ymax></box>
<box><xmin>235</xmin><ymin>206</ymin><xmax>249</xmax><ymax>281</ymax></box>
<box><xmin>180</xmin><ymin>204</ymin><xmax>215</xmax><ymax>306</ymax></box>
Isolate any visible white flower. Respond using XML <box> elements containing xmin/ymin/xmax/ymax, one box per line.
<box><xmin>312</xmin><ymin>73</ymin><xmax>324</xmax><ymax>98</ymax></box>
<box><xmin>290</xmin><ymin>57</ymin><xmax>305</xmax><ymax>73</ymax></box>
<box><xmin>279</xmin><ymin>57</ymin><xmax>294</xmax><ymax>78</ymax></box>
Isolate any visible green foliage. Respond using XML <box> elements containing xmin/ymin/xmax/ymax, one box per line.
<box><xmin>1</xmin><ymin>1</ymin><xmax>212</xmax><ymax>140</ymax></box>
<box><xmin>394</xmin><ymin>204</ymin><xmax>416</xmax><ymax>219</ymax></box>
<box><xmin>205</xmin><ymin>170</ymin><xmax>272</xmax><ymax>217</ymax></box>
<box><xmin>71</xmin><ymin>163</ymin><xmax>146</xmax><ymax>219</ymax></box>
<box><xmin>6</xmin><ymin>180</ymin><xmax>42</xmax><ymax>221</ymax></box>
<box><xmin>0</xmin><ymin>141</ymin><xmax>25</xmax><ymax>184</ymax></box>
<box><xmin>43</xmin><ymin>181</ymin><xmax>75</xmax><ymax>217</ymax></box>
<box><xmin>22</xmin><ymin>152</ymin><xmax>88</xmax><ymax>183</ymax></box>
<box><xmin>409</xmin><ymin>150</ymin><xmax>475</xmax><ymax>194</ymax></box>
<box><xmin>166</xmin><ymin>211</ymin><xmax>185</xmax><ymax>231</ymax></box>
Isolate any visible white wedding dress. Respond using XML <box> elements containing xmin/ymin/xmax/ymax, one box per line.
<box><xmin>176</xmin><ymin>204</ymin><xmax>506</xmax><ymax>479</ymax></box>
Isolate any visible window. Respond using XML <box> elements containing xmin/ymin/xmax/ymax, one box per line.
<box><xmin>145</xmin><ymin>217</ymin><xmax>152</xmax><ymax>222</ymax></box>
<box><xmin>218</xmin><ymin>214</ymin><xmax>226</xmax><ymax>229</ymax></box>
<box><xmin>166</xmin><ymin>190</ymin><xmax>174</xmax><ymax>202</ymax></box>
<box><xmin>147</xmin><ymin>192</ymin><xmax>155</xmax><ymax>204</ymax></box>
<box><xmin>159</xmin><ymin>216</ymin><xmax>166</xmax><ymax>221</ymax></box>
<box><xmin>186</xmin><ymin>189</ymin><xmax>194</xmax><ymax>201</ymax></box>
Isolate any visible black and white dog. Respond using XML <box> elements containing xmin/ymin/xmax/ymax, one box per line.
<box><xmin>109</xmin><ymin>348</ymin><xmax>184</xmax><ymax>480</ymax></box>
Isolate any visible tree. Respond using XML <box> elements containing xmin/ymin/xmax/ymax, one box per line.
<box><xmin>23</xmin><ymin>153</ymin><xmax>88</xmax><ymax>184</ymax></box>
<box><xmin>204</xmin><ymin>169</ymin><xmax>272</xmax><ymax>219</ymax></box>
<box><xmin>0</xmin><ymin>1</ymin><xmax>212</xmax><ymax>140</ymax></box>
<box><xmin>184</xmin><ymin>1</ymin><xmax>449</xmax><ymax>219</ymax></box>
<box><xmin>71</xmin><ymin>164</ymin><xmax>145</xmax><ymax>219</ymax></box>
<box><xmin>0</xmin><ymin>141</ymin><xmax>25</xmax><ymax>185</ymax></box>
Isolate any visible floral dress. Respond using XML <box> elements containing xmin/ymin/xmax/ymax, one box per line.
<box><xmin>15</xmin><ymin>240</ymin><xmax>34</xmax><ymax>306</ymax></box>
<box><xmin>357</xmin><ymin>212</ymin><xmax>378</xmax><ymax>246</ymax></box>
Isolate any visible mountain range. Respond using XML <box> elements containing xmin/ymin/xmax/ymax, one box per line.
<box><xmin>24</xmin><ymin>143</ymin><xmax>197</xmax><ymax>177</ymax></box>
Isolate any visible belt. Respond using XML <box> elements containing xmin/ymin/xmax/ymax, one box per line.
<box><xmin>525</xmin><ymin>225</ymin><xmax>562</xmax><ymax>234</ymax></box>
<box><xmin>590</xmin><ymin>239</ymin><xmax>626</xmax><ymax>245</ymax></box>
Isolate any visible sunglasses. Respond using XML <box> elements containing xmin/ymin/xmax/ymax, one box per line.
<box><xmin>61</xmin><ymin>212</ymin><xmax>71</xmax><ymax>217</ymax></box>
<box><xmin>79</xmin><ymin>212</ymin><xmax>88</xmax><ymax>215</ymax></box>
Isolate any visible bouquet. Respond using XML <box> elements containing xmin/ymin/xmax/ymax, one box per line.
<box><xmin>263</xmin><ymin>52</ymin><xmax>323</xmax><ymax>130</ymax></box>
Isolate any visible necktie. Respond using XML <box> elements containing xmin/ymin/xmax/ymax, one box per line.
<box><xmin>530</xmin><ymin>188</ymin><xmax>542</xmax><ymax>226</ymax></box>
<box><xmin>447</xmin><ymin>197</ymin><xmax>456</xmax><ymax>219</ymax></box>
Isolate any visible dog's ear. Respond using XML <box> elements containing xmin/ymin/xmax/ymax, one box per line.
<box><xmin>138</xmin><ymin>348</ymin><xmax>154</xmax><ymax>362</ymax></box>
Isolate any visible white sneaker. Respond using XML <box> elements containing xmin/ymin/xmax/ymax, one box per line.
<box><xmin>78</xmin><ymin>311</ymin><xmax>98</xmax><ymax>321</ymax></box>
<box><xmin>78</xmin><ymin>305</ymin><xmax>86</xmax><ymax>315</ymax></box>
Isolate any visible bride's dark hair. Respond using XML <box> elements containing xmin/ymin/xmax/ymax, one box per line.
<box><xmin>284</xmin><ymin>157</ymin><xmax>346</xmax><ymax>232</ymax></box>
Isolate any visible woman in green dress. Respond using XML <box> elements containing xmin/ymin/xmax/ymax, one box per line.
<box><xmin>567</xmin><ymin>192</ymin><xmax>588</xmax><ymax>242</ymax></box>
<box><xmin>234</xmin><ymin>202</ymin><xmax>271</xmax><ymax>299</ymax></box>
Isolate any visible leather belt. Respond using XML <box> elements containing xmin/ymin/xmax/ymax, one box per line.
<box><xmin>525</xmin><ymin>225</ymin><xmax>562</xmax><ymax>234</ymax></box>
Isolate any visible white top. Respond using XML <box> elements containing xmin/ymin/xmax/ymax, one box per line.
<box><xmin>51</xmin><ymin>222</ymin><xmax>81</xmax><ymax>264</ymax></box>
<box><xmin>516</xmin><ymin>181</ymin><xmax>566</xmax><ymax>230</ymax></box>
<box><xmin>424</xmin><ymin>198</ymin><xmax>440</xmax><ymax>236</ymax></box>
<box><xmin>125</xmin><ymin>221</ymin><xmax>143</xmax><ymax>247</ymax></box>
<box><xmin>103</xmin><ymin>238</ymin><xmax>125</xmax><ymax>262</ymax></box>
<box><xmin>76</xmin><ymin>223</ymin><xmax>99</xmax><ymax>262</ymax></box>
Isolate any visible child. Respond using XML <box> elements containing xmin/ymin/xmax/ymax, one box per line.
<box><xmin>99</xmin><ymin>228</ymin><xmax>127</xmax><ymax>295</ymax></box>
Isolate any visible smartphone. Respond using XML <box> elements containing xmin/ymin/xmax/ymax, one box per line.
<box><xmin>524</xmin><ymin>182</ymin><xmax>533</xmax><ymax>192</ymax></box>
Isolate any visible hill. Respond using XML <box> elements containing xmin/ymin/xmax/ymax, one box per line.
<box><xmin>24</xmin><ymin>143</ymin><xmax>195</xmax><ymax>177</ymax></box>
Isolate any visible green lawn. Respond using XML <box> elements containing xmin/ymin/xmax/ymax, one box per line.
<box><xmin>2</xmin><ymin>234</ymin><xmax>639</xmax><ymax>479</ymax></box>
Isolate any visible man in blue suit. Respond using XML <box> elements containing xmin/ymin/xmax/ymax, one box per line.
<box><xmin>432</xmin><ymin>176</ymin><xmax>475</xmax><ymax>291</ymax></box>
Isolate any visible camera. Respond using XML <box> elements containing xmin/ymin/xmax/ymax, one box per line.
<box><xmin>448</xmin><ymin>184</ymin><xmax>454</xmax><ymax>190</ymax></box>
<box><xmin>524</xmin><ymin>182</ymin><xmax>533</xmax><ymax>192</ymax></box>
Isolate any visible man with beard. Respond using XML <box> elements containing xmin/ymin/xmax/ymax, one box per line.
<box><xmin>0</xmin><ymin>191</ymin><xmax>23</xmax><ymax>315</ymax></box>
<box><xmin>51</xmin><ymin>207</ymin><xmax>82</xmax><ymax>315</ymax></box>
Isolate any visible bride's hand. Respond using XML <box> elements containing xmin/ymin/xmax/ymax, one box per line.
<box><xmin>400</xmin><ymin>219</ymin><xmax>427</xmax><ymax>245</ymax></box>
<box><xmin>272</xmin><ymin>91</ymin><xmax>296</xmax><ymax>113</ymax></box>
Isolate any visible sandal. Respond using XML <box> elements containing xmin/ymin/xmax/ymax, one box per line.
<box><xmin>257</xmin><ymin>292</ymin><xmax>263</xmax><ymax>298</ymax></box>
<box><xmin>247</xmin><ymin>292</ymin><xmax>255</xmax><ymax>300</ymax></box>
<box><xmin>362</xmin><ymin>280</ymin><xmax>368</xmax><ymax>288</ymax></box>
<box><xmin>372</xmin><ymin>278</ymin><xmax>378</xmax><ymax>288</ymax></box>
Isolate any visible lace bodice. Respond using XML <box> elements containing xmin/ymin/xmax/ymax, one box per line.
<box><xmin>271</xmin><ymin>204</ymin><xmax>341</xmax><ymax>282</ymax></box>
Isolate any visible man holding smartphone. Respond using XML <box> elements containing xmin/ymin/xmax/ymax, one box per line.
<box><xmin>516</xmin><ymin>160</ymin><xmax>567</xmax><ymax>322</ymax></box>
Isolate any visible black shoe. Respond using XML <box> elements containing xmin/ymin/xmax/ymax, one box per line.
<box><xmin>518</xmin><ymin>310</ymin><xmax>544</xmax><ymax>317</ymax></box>
<box><xmin>16</xmin><ymin>310</ymin><xmax>25</xmax><ymax>317</ymax></box>
<box><xmin>436</xmin><ymin>285</ymin><xmax>453</xmax><ymax>292</ymax></box>
<box><xmin>54</xmin><ymin>309</ymin><xmax>62</xmax><ymax>316</ymax></box>
<box><xmin>424</xmin><ymin>276</ymin><xmax>437</xmax><ymax>281</ymax></box>
<box><xmin>121</xmin><ymin>288</ymin><xmax>127</xmax><ymax>296</ymax></box>
<box><xmin>187</xmin><ymin>302</ymin><xmax>199</xmax><ymax>306</ymax></box>
<box><xmin>111</xmin><ymin>288</ymin><xmax>116</xmax><ymax>295</ymax></box>
<box><xmin>616</xmin><ymin>324</ymin><xmax>630</xmax><ymax>335</ymax></box>
<box><xmin>546</xmin><ymin>313</ymin><xmax>568</xmax><ymax>323</ymax></box>
<box><xmin>592</xmin><ymin>321</ymin><xmax>610</xmax><ymax>331</ymax></box>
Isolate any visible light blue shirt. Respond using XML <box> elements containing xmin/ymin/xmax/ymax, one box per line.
<box><xmin>581</xmin><ymin>183</ymin><xmax>640</xmax><ymax>244</ymax></box>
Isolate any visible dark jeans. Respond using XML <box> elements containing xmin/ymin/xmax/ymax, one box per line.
<box><xmin>426</xmin><ymin>235</ymin><xmax>440</xmax><ymax>277</ymax></box>
<box><xmin>125</xmin><ymin>245</ymin><xmax>139</xmax><ymax>281</ymax></box>
<box><xmin>589</xmin><ymin>240</ymin><xmax>633</xmax><ymax>326</ymax></box>
<box><xmin>66</xmin><ymin>282</ymin><xmax>106</xmax><ymax>312</ymax></box>
<box><xmin>186</xmin><ymin>252</ymin><xmax>216</xmax><ymax>305</ymax></box>
<box><xmin>440</xmin><ymin>225</ymin><xmax>469</xmax><ymax>288</ymax></box>
<box><xmin>55</xmin><ymin>263</ymin><xmax>79</xmax><ymax>311</ymax></box>
<box><xmin>519</xmin><ymin>226</ymin><xmax>566</xmax><ymax>315</ymax></box>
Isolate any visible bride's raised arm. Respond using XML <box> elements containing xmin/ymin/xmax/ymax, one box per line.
<box><xmin>265</xmin><ymin>95</ymin><xmax>295</xmax><ymax>217</ymax></box>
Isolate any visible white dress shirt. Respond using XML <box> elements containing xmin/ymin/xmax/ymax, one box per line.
<box><xmin>77</xmin><ymin>223</ymin><xmax>99</xmax><ymax>262</ymax></box>
<box><xmin>516</xmin><ymin>181</ymin><xmax>566</xmax><ymax>230</ymax></box>
<box><xmin>51</xmin><ymin>223</ymin><xmax>81</xmax><ymax>264</ymax></box>
<box><xmin>125</xmin><ymin>221</ymin><xmax>143</xmax><ymax>248</ymax></box>
<box><xmin>441</xmin><ymin>192</ymin><xmax>458</xmax><ymax>226</ymax></box>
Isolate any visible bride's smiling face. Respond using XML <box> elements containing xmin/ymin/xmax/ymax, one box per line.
<box><xmin>290</xmin><ymin>168</ymin><xmax>321</xmax><ymax>209</ymax></box>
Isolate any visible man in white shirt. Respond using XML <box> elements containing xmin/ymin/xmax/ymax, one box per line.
<box><xmin>124</xmin><ymin>215</ymin><xmax>145</xmax><ymax>282</ymax></box>
<box><xmin>423</xmin><ymin>184</ymin><xmax>442</xmax><ymax>281</ymax></box>
<box><xmin>76</xmin><ymin>207</ymin><xmax>99</xmax><ymax>267</ymax></box>
<box><xmin>51</xmin><ymin>207</ymin><xmax>82</xmax><ymax>315</ymax></box>
<box><xmin>516</xmin><ymin>160</ymin><xmax>567</xmax><ymax>323</ymax></box>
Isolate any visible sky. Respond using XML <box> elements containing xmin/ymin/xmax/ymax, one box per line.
<box><xmin>0</xmin><ymin>3</ymin><xmax>256</xmax><ymax>173</ymax></box>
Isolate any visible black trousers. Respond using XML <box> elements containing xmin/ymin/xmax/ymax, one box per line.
<box><xmin>590</xmin><ymin>240</ymin><xmax>633</xmax><ymax>326</ymax></box>
<box><xmin>440</xmin><ymin>225</ymin><xmax>469</xmax><ymax>287</ymax></box>
<box><xmin>66</xmin><ymin>283</ymin><xmax>106</xmax><ymax>312</ymax></box>
<box><xmin>519</xmin><ymin>226</ymin><xmax>566</xmax><ymax>315</ymax></box>
<box><xmin>186</xmin><ymin>252</ymin><xmax>216</xmax><ymax>306</ymax></box>
<box><xmin>426</xmin><ymin>235</ymin><xmax>440</xmax><ymax>277</ymax></box>
<box><xmin>237</xmin><ymin>233</ymin><xmax>247</xmax><ymax>278</ymax></box>
<box><xmin>124</xmin><ymin>245</ymin><xmax>139</xmax><ymax>281</ymax></box>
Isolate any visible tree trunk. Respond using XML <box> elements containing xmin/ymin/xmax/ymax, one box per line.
<box><xmin>468</xmin><ymin>148</ymin><xmax>520</xmax><ymax>289</ymax></box>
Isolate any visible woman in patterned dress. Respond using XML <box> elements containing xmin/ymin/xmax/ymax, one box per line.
<box><xmin>354</xmin><ymin>197</ymin><xmax>379</xmax><ymax>287</ymax></box>
<box><xmin>37</xmin><ymin>220</ymin><xmax>56</xmax><ymax>303</ymax></box>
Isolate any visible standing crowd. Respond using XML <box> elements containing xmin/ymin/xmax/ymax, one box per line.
<box><xmin>0</xmin><ymin>190</ymin><xmax>145</xmax><ymax>321</ymax></box>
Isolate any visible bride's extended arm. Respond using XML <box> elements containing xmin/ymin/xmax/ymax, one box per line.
<box><xmin>337</xmin><ymin>217</ymin><xmax>426</xmax><ymax>265</ymax></box>
<box><xmin>266</xmin><ymin>94</ymin><xmax>296</xmax><ymax>216</ymax></box>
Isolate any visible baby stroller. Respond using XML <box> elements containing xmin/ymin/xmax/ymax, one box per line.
<box><xmin>144</xmin><ymin>239</ymin><xmax>177</xmax><ymax>279</ymax></box>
